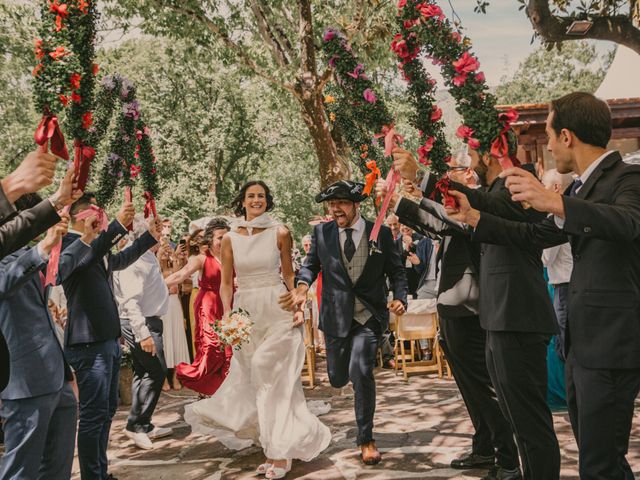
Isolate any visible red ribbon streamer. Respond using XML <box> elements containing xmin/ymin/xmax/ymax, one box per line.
<box><xmin>143</xmin><ymin>191</ymin><xmax>157</xmax><ymax>218</ymax></box>
<box><xmin>44</xmin><ymin>205</ymin><xmax>70</xmax><ymax>286</ymax></box>
<box><xmin>430</xmin><ymin>176</ymin><xmax>458</xmax><ymax>209</ymax></box>
<box><xmin>75</xmin><ymin>205</ymin><xmax>109</xmax><ymax>231</ymax></box>
<box><xmin>34</xmin><ymin>115</ymin><xmax>69</xmax><ymax>160</ymax></box>
<box><xmin>363</xmin><ymin>160</ymin><xmax>381</xmax><ymax>196</ymax></box>
<box><xmin>73</xmin><ymin>140</ymin><xmax>95</xmax><ymax>191</ymax></box>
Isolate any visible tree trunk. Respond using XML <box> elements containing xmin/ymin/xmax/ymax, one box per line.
<box><xmin>299</xmin><ymin>91</ymin><xmax>350</xmax><ymax>188</ymax></box>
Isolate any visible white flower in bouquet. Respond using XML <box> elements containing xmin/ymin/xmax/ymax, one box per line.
<box><xmin>213</xmin><ymin>308</ymin><xmax>253</xmax><ymax>351</ymax></box>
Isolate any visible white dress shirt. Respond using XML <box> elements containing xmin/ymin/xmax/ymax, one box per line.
<box><xmin>542</xmin><ymin>243</ymin><xmax>573</xmax><ymax>285</ymax></box>
<box><xmin>338</xmin><ymin>215</ymin><xmax>365</xmax><ymax>253</ymax></box>
<box><xmin>555</xmin><ymin>150</ymin><xmax>615</xmax><ymax>228</ymax></box>
<box><xmin>114</xmin><ymin>249</ymin><xmax>169</xmax><ymax>342</ymax></box>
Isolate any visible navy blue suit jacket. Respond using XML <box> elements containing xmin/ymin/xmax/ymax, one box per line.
<box><xmin>59</xmin><ymin>220</ymin><xmax>157</xmax><ymax>347</ymax></box>
<box><xmin>297</xmin><ymin>219</ymin><xmax>408</xmax><ymax>338</ymax></box>
<box><xmin>0</xmin><ymin>241</ymin><xmax>86</xmax><ymax>399</ymax></box>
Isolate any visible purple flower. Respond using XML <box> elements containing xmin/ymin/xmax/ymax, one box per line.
<box><xmin>101</xmin><ymin>76</ymin><xmax>115</xmax><ymax>91</ymax></box>
<box><xmin>323</xmin><ymin>29</ymin><xmax>337</xmax><ymax>42</ymax></box>
<box><xmin>328</xmin><ymin>55</ymin><xmax>339</xmax><ymax>68</ymax></box>
<box><xmin>120</xmin><ymin>78</ymin><xmax>133</xmax><ymax>99</ymax></box>
<box><xmin>363</xmin><ymin>88</ymin><xmax>377</xmax><ymax>103</ymax></box>
<box><xmin>347</xmin><ymin>64</ymin><xmax>364</xmax><ymax>79</ymax></box>
<box><xmin>123</xmin><ymin>100</ymin><xmax>140</xmax><ymax>120</ymax></box>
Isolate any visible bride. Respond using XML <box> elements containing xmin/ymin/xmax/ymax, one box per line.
<box><xmin>183</xmin><ymin>180</ymin><xmax>331</xmax><ymax>479</ymax></box>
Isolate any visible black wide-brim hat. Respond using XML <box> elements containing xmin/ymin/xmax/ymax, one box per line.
<box><xmin>315</xmin><ymin>180</ymin><xmax>368</xmax><ymax>203</ymax></box>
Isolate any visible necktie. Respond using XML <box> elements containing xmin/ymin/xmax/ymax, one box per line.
<box><xmin>344</xmin><ymin>228</ymin><xmax>356</xmax><ymax>262</ymax></box>
<box><xmin>569</xmin><ymin>179</ymin><xmax>583</xmax><ymax>197</ymax></box>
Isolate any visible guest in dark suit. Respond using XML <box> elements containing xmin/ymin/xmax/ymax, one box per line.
<box><xmin>392</xmin><ymin>144</ymin><xmax>561</xmax><ymax>480</ymax></box>
<box><xmin>0</xmin><ymin>197</ymin><xmax>86</xmax><ymax>479</ymax></box>
<box><xmin>280</xmin><ymin>180</ymin><xmax>408</xmax><ymax>465</ymax></box>
<box><xmin>0</xmin><ymin>165</ymin><xmax>81</xmax><ymax>393</ymax></box>
<box><xmin>449</xmin><ymin>92</ymin><xmax>640</xmax><ymax>480</ymax></box>
<box><xmin>375</xmin><ymin>169</ymin><xmax>520</xmax><ymax>475</ymax></box>
<box><xmin>59</xmin><ymin>193</ymin><xmax>158</xmax><ymax>480</ymax></box>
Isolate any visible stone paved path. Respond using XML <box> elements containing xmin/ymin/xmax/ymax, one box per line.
<box><xmin>70</xmin><ymin>358</ymin><xmax>640</xmax><ymax>480</ymax></box>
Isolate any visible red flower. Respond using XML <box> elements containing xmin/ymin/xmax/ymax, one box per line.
<box><xmin>390</xmin><ymin>34</ymin><xmax>409</xmax><ymax>59</ymax></box>
<box><xmin>453</xmin><ymin>52</ymin><xmax>480</xmax><ymax>75</ymax></box>
<box><xmin>81</xmin><ymin>111</ymin><xmax>93</xmax><ymax>129</ymax></box>
<box><xmin>130</xmin><ymin>164</ymin><xmax>141</xmax><ymax>179</ymax></box>
<box><xmin>468</xmin><ymin>138</ymin><xmax>481</xmax><ymax>150</ymax></box>
<box><xmin>416</xmin><ymin>2</ymin><xmax>444</xmax><ymax>21</ymax></box>
<box><xmin>474</xmin><ymin>71</ymin><xmax>486</xmax><ymax>83</ymax></box>
<box><xmin>451</xmin><ymin>31</ymin><xmax>462</xmax><ymax>43</ymax></box>
<box><xmin>32</xmin><ymin>63</ymin><xmax>44</xmax><ymax>76</ymax></box>
<box><xmin>136</xmin><ymin>130</ymin><xmax>143</xmax><ymax>141</ymax></box>
<box><xmin>77</xmin><ymin>0</ymin><xmax>89</xmax><ymax>14</ymax></box>
<box><xmin>71</xmin><ymin>92</ymin><xmax>81</xmax><ymax>103</ymax></box>
<box><xmin>59</xmin><ymin>94</ymin><xmax>69</xmax><ymax>106</ymax></box>
<box><xmin>34</xmin><ymin>39</ymin><xmax>44</xmax><ymax>59</ymax></box>
<box><xmin>453</xmin><ymin>73</ymin><xmax>468</xmax><ymax>87</ymax></box>
<box><xmin>397</xmin><ymin>0</ymin><xmax>407</xmax><ymax>8</ymax></box>
<box><xmin>456</xmin><ymin>125</ymin><xmax>474</xmax><ymax>139</ymax></box>
<box><xmin>151</xmin><ymin>167</ymin><xmax>157</xmax><ymax>175</ymax></box>
<box><xmin>92</xmin><ymin>63</ymin><xmax>99</xmax><ymax>76</ymax></box>
<box><xmin>499</xmin><ymin>109</ymin><xmax>519</xmax><ymax>125</ymax></box>
<box><xmin>49</xmin><ymin>46</ymin><xmax>68</xmax><ymax>60</ymax></box>
<box><xmin>70</xmin><ymin>73</ymin><xmax>81</xmax><ymax>90</ymax></box>
<box><xmin>430</xmin><ymin>106</ymin><xmax>443</xmax><ymax>122</ymax></box>
<box><xmin>403</xmin><ymin>19</ymin><xmax>419</xmax><ymax>29</ymax></box>
<box><xmin>49</xmin><ymin>1</ymin><xmax>68</xmax><ymax>17</ymax></box>
<box><xmin>417</xmin><ymin>137</ymin><xmax>435</xmax><ymax>165</ymax></box>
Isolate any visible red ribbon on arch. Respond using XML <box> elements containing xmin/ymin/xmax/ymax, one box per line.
<box><xmin>34</xmin><ymin>115</ymin><xmax>69</xmax><ymax>160</ymax></box>
<box><xmin>143</xmin><ymin>191</ymin><xmax>157</xmax><ymax>218</ymax></box>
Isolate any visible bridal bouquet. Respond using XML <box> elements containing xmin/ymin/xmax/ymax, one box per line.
<box><xmin>213</xmin><ymin>309</ymin><xmax>253</xmax><ymax>351</ymax></box>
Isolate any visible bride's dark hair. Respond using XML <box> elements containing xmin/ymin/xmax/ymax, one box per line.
<box><xmin>231</xmin><ymin>180</ymin><xmax>275</xmax><ymax>217</ymax></box>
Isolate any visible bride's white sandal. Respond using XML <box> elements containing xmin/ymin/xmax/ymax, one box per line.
<box><xmin>256</xmin><ymin>462</ymin><xmax>273</xmax><ymax>475</ymax></box>
<box><xmin>265</xmin><ymin>459</ymin><xmax>292</xmax><ymax>479</ymax></box>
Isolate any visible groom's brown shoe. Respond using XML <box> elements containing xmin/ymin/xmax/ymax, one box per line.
<box><xmin>360</xmin><ymin>441</ymin><xmax>382</xmax><ymax>465</ymax></box>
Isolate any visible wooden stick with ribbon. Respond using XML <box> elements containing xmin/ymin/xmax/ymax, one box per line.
<box><xmin>369</xmin><ymin>124</ymin><xmax>404</xmax><ymax>243</ymax></box>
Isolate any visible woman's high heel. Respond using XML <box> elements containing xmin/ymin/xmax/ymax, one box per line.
<box><xmin>265</xmin><ymin>459</ymin><xmax>292</xmax><ymax>479</ymax></box>
<box><xmin>255</xmin><ymin>462</ymin><xmax>273</xmax><ymax>475</ymax></box>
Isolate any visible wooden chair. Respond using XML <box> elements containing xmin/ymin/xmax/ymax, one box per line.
<box><xmin>395</xmin><ymin>311</ymin><xmax>442</xmax><ymax>381</ymax></box>
<box><xmin>434</xmin><ymin>317</ymin><xmax>453</xmax><ymax>380</ymax></box>
<box><xmin>301</xmin><ymin>297</ymin><xmax>317</xmax><ymax>388</ymax></box>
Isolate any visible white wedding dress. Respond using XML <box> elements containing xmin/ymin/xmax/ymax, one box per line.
<box><xmin>184</xmin><ymin>224</ymin><xmax>331</xmax><ymax>461</ymax></box>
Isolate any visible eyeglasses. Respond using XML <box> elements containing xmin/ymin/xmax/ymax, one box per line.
<box><xmin>448</xmin><ymin>166</ymin><xmax>467</xmax><ymax>171</ymax></box>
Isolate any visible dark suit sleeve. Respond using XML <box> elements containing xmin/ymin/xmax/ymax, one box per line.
<box><xmin>0</xmin><ymin>248</ymin><xmax>46</xmax><ymax>298</ymax></box>
<box><xmin>56</xmin><ymin>238</ymin><xmax>92</xmax><ymax>284</ymax></box>
<box><xmin>380</xmin><ymin>226</ymin><xmax>408</xmax><ymax>307</ymax></box>
<box><xmin>110</xmin><ymin>231</ymin><xmax>157</xmax><ymax>271</ymax></box>
<box><xmin>296</xmin><ymin>225</ymin><xmax>321</xmax><ymax>287</ymax></box>
<box><xmin>562</xmin><ymin>169</ymin><xmax>640</xmax><ymax>242</ymax></box>
<box><xmin>396</xmin><ymin>196</ymin><xmax>472</xmax><ymax>238</ymax></box>
<box><xmin>58</xmin><ymin>219</ymin><xmax>128</xmax><ymax>278</ymax></box>
<box><xmin>0</xmin><ymin>185</ymin><xmax>16</xmax><ymax>224</ymax></box>
<box><xmin>0</xmin><ymin>200</ymin><xmax>60</xmax><ymax>260</ymax></box>
<box><xmin>473</xmin><ymin>212</ymin><xmax>568</xmax><ymax>249</ymax></box>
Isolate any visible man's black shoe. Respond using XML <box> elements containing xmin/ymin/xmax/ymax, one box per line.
<box><xmin>482</xmin><ymin>465</ymin><xmax>523</xmax><ymax>480</ymax></box>
<box><xmin>450</xmin><ymin>451</ymin><xmax>495</xmax><ymax>469</ymax></box>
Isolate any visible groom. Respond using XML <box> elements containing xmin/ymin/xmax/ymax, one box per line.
<box><xmin>280</xmin><ymin>180</ymin><xmax>408</xmax><ymax>465</ymax></box>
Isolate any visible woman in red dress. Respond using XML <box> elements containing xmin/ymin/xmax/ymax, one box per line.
<box><xmin>165</xmin><ymin>218</ymin><xmax>232</xmax><ymax>396</ymax></box>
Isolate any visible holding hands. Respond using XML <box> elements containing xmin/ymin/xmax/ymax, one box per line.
<box><xmin>39</xmin><ymin>213</ymin><xmax>71</xmax><ymax>255</ymax></box>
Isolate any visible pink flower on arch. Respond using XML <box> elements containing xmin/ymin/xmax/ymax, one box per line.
<box><xmin>418</xmin><ymin>137</ymin><xmax>435</xmax><ymax>165</ymax></box>
<box><xmin>456</xmin><ymin>125</ymin><xmax>474</xmax><ymax>140</ymax></box>
<box><xmin>390</xmin><ymin>34</ymin><xmax>409</xmax><ymax>59</ymax></box>
<box><xmin>416</xmin><ymin>2</ymin><xmax>444</xmax><ymax>21</ymax></box>
<box><xmin>451</xmin><ymin>31</ymin><xmax>462</xmax><ymax>43</ymax></box>
<box><xmin>468</xmin><ymin>138</ymin><xmax>481</xmax><ymax>150</ymax></box>
<box><xmin>397</xmin><ymin>0</ymin><xmax>407</xmax><ymax>8</ymax></box>
<box><xmin>453</xmin><ymin>52</ymin><xmax>480</xmax><ymax>75</ymax></box>
<box><xmin>347</xmin><ymin>64</ymin><xmax>364</xmax><ymax>79</ymax></box>
<box><xmin>363</xmin><ymin>88</ymin><xmax>377</xmax><ymax>103</ymax></box>
<box><xmin>453</xmin><ymin>74</ymin><xmax>468</xmax><ymax>87</ymax></box>
<box><xmin>323</xmin><ymin>29</ymin><xmax>337</xmax><ymax>42</ymax></box>
<box><xmin>430</xmin><ymin>106</ymin><xmax>443</xmax><ymax>122</ymax></box>
<box><xmin>474</xmin><ymin>71</ymin><xmax>486</xmax><ymax>83</ymax></box>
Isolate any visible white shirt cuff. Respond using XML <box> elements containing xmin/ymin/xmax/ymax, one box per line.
<box><xmin>37</xmin><ymin>244</ymin><xmax>50</xmax><ymax>261</ymax></box>
<box><xmin>554</xmin><ymin>215</ymin><xmax>565</xmax><ymax>229</ymax></box>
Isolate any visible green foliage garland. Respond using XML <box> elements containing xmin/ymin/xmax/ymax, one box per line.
<box><xmin>396</xmin><ymin>0</ymin><xmax>518</xmax><ymax>161</ymax></box>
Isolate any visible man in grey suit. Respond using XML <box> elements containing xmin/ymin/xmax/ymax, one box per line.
<box><xmin>0</xmin><ymin>196</ymin><xmax>95</xmax><ymax>480</ymax></box>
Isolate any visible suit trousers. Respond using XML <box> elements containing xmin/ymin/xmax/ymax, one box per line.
<box><xmin>565</xmin><ymin>351</ymin><xmax>640</xmax><ymax>480</ymax></box>
<box><xmin>485</xmin><ymin>330</ymin><xmax>560</xmax><ymax>480</ymax></box>
<box><xmin>65</xmin><ymin>338</ymin><xmax>121</xmax><ymax>480</ymax></box>
<box><xmin>121</xmin><ymin>317</ymin><xmax>167</xmax><ymax>433</ymax></box>
<box><xmin>0</xmin><ymin>383</ymin><xmax>77</xmax><ymax>480</ymax></box>
<box><xmin>324</xmin><ymin>318</ymin><xmax>380</xmax><ymax>445</ymax></box>
<box><xmin>439</xmin><ymin>315</ymin><xmax>519</xmax><ymax>470</ymax></box>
